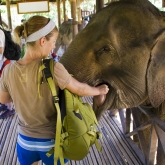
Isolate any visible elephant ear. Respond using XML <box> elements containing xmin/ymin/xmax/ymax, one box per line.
<box><xmin>148</xmin><ymin>31</ymin><xmax>165</xmax><ymax>107</ymax></box>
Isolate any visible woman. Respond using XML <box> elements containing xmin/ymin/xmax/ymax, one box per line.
<box><xmin>0</xmin><ymin>16</ymin><xmax>109</xmax><ymax>165</ymax></box>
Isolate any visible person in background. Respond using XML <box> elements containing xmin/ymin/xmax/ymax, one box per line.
<box><xmin>0</xmin><ymin>15</ymin><xmax>109</xmax><ymax>165</ymax></box>
<box><xmin>0</xmin><ymin>27</ymin><xmax>15</xmax><ymax>119</ymax></box>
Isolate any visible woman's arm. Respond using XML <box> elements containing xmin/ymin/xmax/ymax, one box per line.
<box><xmin>65</xmin><ymin>76</ymin><xmax>109</xmax><ymax>96</ymax></box>
<box><xmin>0</xmin><ymin>91</ymin><xmax>12</xmax><ymax>104</ymax></box>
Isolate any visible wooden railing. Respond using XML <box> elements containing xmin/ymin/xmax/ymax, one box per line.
<box><xmin>117</xmin><ymin>106</ymin><xmax>165</xmax><ymax>165</ymax></box>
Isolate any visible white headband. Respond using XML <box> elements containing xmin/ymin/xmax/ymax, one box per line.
<box><xmin>26</xmin><ymin>19</ymin><xmax>56</xmax><ymax>42</ymax></box>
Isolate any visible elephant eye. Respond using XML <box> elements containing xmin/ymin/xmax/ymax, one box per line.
<box><xmin>95</xmin><ymin>46</ymin><xmax>110</xmax><ymax>56</ymax></box>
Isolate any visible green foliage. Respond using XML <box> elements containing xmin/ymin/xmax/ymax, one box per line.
<box><xmin>79</xmin><ymin>0</ymin><xmax>95</xmax><ymax>11</ymax></box>
<box><xmin>0</xmin><ymin>9</ymin><xmax>5</xmax><ymax>14</ymax></box>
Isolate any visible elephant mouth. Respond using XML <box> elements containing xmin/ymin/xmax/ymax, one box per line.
<box><xmin>93</xmin><ymin>80</ymin><xmax>111</xmax><ymax>109</ymax></box>
<box><xmin>94</xmin><ymin>79</ymin><xmax>110</xmax><ymax>88</ymax></box>
<box><xmin>94</xmin><ymin>80</ymin><xmax>111</xmax><ymax>95</ymax></box>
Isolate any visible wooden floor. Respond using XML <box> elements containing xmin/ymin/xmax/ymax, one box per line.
<box><xmin>0</xmin><ymin>109</ymin><xmax>144</xmax><ymax>165</ymax></box>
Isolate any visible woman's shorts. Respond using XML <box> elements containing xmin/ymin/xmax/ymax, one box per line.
<box><xmin>17</xmin><ymin>133</ymin><xmax>69</xmax><ymax>165</ymax></box>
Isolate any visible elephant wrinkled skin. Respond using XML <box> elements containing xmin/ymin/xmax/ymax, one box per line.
<box><xmin>60</xmin><ymin>1</ymin><xmax>165</xmax><ymax>163</ymax></box>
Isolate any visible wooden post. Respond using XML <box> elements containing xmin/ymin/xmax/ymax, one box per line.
<box><xmin>70</xmin><ymin>0</ymin><xmax>78</xmax><ymax>38</ymax></box>
<box><xmin>6</xmin><ymin>0</ymin><xmax>12</xmax><ymax>30</ymax></box>
<box><xmin>77</xmin><ymin>7</ymin><xmax>82</xmax><ymax>24</ymax></box>
<box><xmin>77</xmin><ymin>0</ymin><xmax>82</xmax><ymax>23</ymax></box>
<box><xmin>94</xmin><ymin>4</ymin><xmax>96</xmax><ymax>13</ymax></box>
<box><xmin>162</xmin><ymin>0</ymin><xmax>165</xmax><ymax>7</ymax></box>
<box><xmin>63</xmin><ymin>0</ymin><xmax>67</xmax><ymax>21</ymax></box>
<box><xmin>56</xmin><ymin>0</ymin><xmax>61</xmax><ymax>28</ymax></box>
<box><xmin>96</xmin><ymin>0</ymin><xmax>104</xmax><ymax>13</ymax></box>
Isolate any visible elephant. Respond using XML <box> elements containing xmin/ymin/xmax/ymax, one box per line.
<box><xmin>54</xmin><ymin>20</ymin><xmax>78</xmax><ymax>54</ymax></box>
<box><xmin>60</xmin><ymin>0</ymin><xmax>165</xmax><ymax>164</ymax></box>
<box><xmin>54</xmin><ymin>19</ymin><xmax>91</xmax><ymax>55</ymax></box>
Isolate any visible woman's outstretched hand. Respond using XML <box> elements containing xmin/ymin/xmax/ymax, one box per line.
<box><xmin>93</xmin><ymin>84</ymin><xmax>109</xmax><ymax>107</ymax></box>
<box><xmin>96</xmin><ymin>84</ymin><xmax>109</xmax><ymax>95</ymax></box>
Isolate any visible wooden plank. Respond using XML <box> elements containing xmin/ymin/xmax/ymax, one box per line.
<box><xmin>85</xmin><ymin>149</ymin><xmax>96</xmax><ymax>165</ymax></box>
<box><xmin>86</xmin><ymin>146</ymin><xmax>98</xmax><ymax>164</ymax></box>
<box><xmin>147</xmin><ymin>125</ymin><xmax>157</xmax><ymax>165</ymax></box>
<box><xmin>118</xmin><ymin>109</ymin><xmax>126</xmax><ymax>133</ymax></box>
<box><xmin>91</xmin><ymin>147</ymin><xmax>101</xmax><ymax>163</ymax></box>
<box><xmin>5</xmin><ymin>115</ymin><xmax>18</xmax><ymax>165</ymax></box>
<box><xmin>138</xmin><ymin>106</ymin><xmax>165</xmax><ymax>132</ymax></box>
<box><xmin>154</xmin><ymin>123</ymin><xmax>165</xmax><ymax>155</ymax></box>
<box><xmin>125</xmin><ymin>121</ymin><xmax>151</xmax><ymax>137</ymax></box>
<box><xmin>100</xmin><ymin>119</ymin><xmax>122</xmax><ymax>165</ymax></box>
<box><xmin>13</xmin><ymin>118</ymin><xmax>19</xmax><ymax>165</ymax></box>
<box><xmin>125</xmin><ymin>137</ymin><xmax>146</xmax><ymax>164</ymax></box>
<box><xmin>70</xmin><ymin>160</ymin><xmax>76</xmax><ymax>165</ymax></box>
<box><xmin>103</xmin><ymin>114</ymin><xmax>129</xmax><ymax>163</ymax></box>
<box><xmin>101</xmin><ymin>118</ymin><xmax>125</xmax><ymax>164</ymax></box>
<box><xmin>101</xmin><ymin>118</ymin><xmax>128</xmax><ymax>165</ymax></box>
<box><xmin>112</xmin><ymin>114</ymin><xmax>145</xmax><ymax>164</ymax></box>
<box><xmin>95</xmin><ymin>127</ymin><xmax>116</xmax><ymax>165</ymax></box>
<box><xmin>90</xmin><ymin>143</ymin><xmax>105</xmax><ymax>164</ymax></box>
<box><xmin>80</xmin><ymin>156</ymin><xmax>88</xmax><ymax>165</ymax></box>
<box><xmin>126</xmin><ymin>108</ymin><xmax>131</xmax><ymax>134</ymax></box>
<box><xmin>105</xmin><ymin>111</ymin><xmax>144</xmax><ymax>164</ymax></box>
<box><xmin>0</xmin><ymin>117</ymin><xmax>11</xmax><ymax>149</ymax></box>
<box><xmin>0</xmin><ymin>117</ymin><xmax>14</xmax><ymax>162</ymax></box>
<box><xmin>1</xmin><ymin>115</ymin><xmax>17</xmax><ymax>164</ymax></box>
<box><xmin>131</xmin><ymin>107</ymin><xmax>148</xmax><ymax>164</ymax></box>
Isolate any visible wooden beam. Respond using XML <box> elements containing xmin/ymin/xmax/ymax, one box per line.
<box><xmin>5</xmin><ymin>0</ymin><xmax>12</xmax><ymax>30</ymax></box>
<box><xmin>126</xmin><ymin>108</ymin><xmax>131</xmax><ymax>133</ymax></box>
<box><xmin>131</xmin><ymin>107</ymin><xmax>148</xmax><ymax>164</ymax></box>
<box><xmin>125</xmin><ymin>120</ymin><xmax>151</xmax><ymax>137</ymax></box>
<box><xmin>147</xmin><ymin>125</ymin><xmax>157</xmax><ymax>165</ymax></box>
<box><xmin>138</xmin><ymin>105</ymin><xmax>165</xmax><ymax>132</ymax></box>
<box><xmin>154</xmin><ymin>124</ymin><xmax>165</xmax><ymax>156</ymax></box>
<box><xmin>70</xmin><ymin>0</ymin><xmax>78</xmax><ymax>38</ymax></box>
<box><xmin>118</xmin><ymin>109</ymin><xmax>126</xmax><ymax>133</ymax></box>
<box><xmin>56</xmin><ymin>0</ymin><xmax>61</xmax><ymax>28</ymax></box>
<box><xmin>96</xmin><ymin>0</ymin><xmax>104</xmax><ymax>13</ymax></box>
<box><xmin>63</xmin><ymin>0</ymin><xmax>67</xmax><ymax>21</ymax></box>
<box><xmin>162</xmin><ymin>0</ymin><xmax>165</xmax><ymax>7</ymax></box>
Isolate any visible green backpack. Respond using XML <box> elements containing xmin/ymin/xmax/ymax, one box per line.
<box><xmin>41</xmin><ymin>59</ymin><xmax>102</xmax><ymax>165</ymax></box>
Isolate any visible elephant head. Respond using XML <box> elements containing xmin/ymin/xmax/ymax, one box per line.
<box><xmin>54</xmin><ymin>20</ymin><xmax>78</xmax><ymax>53</ymax></box>
<box><xmin>60</xmin><ymin>0</ymin><xmax>165</xmax><ymax>119</ymax></box>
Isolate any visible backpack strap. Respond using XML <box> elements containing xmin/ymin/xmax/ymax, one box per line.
<box><xmin>0</xmin><ymin>59</ymin><xmax>10</xmax><ymax>77</ymax></box>
<box><xmin>84</xmin><ymin>102</ymin><xmax>102</xmax><ymax>151</ymax></box>
<box><xmin>40</xmin><ymin>59</ymin><xmax>65</xmax><ymax>165</ymax></box>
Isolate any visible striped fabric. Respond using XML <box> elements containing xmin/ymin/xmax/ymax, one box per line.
<box><xmin>17</xmin><ymin>134</ymin><xmax>55</xmax><ymax>152</ymax></box>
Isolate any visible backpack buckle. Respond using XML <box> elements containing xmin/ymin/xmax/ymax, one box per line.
<box><xmin>53</xmin><ymin>96</ymin><xmax>59</xmax><ymax>103</ymax></box>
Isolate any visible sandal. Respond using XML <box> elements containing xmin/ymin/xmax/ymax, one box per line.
<box><xmin>0</xmin><ymin>109</ymin><xmax>15</xmax><ymax>119</ymax></box>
